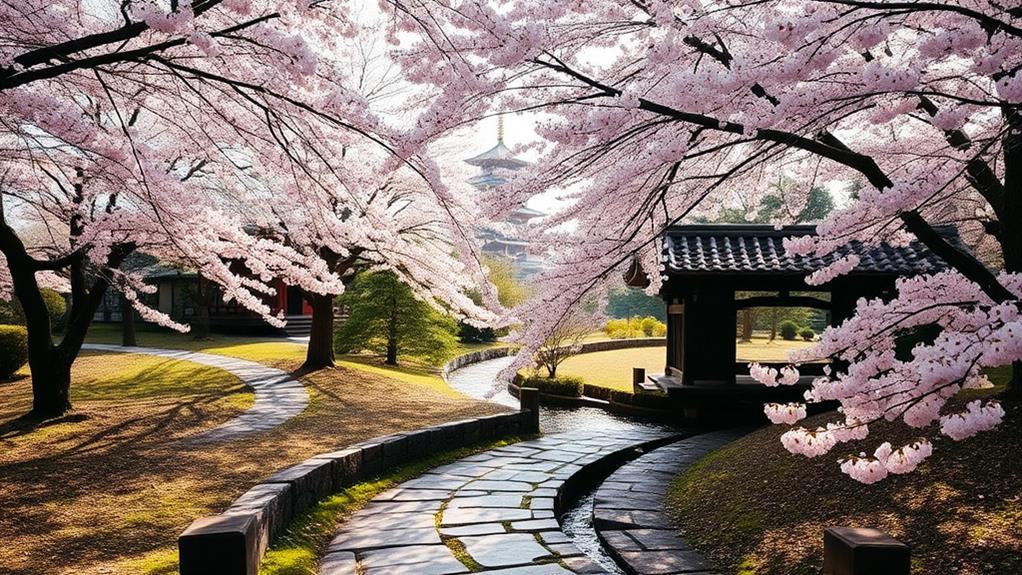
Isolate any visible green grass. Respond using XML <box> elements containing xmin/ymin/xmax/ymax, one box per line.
<box><xmin>556</xmin><ymin>346</ymin><xmax>666</xmax><ymax>392</ymax></box>
<box><xmin>258</xmin><ymin>436</ymin><xmax>526</xmax><ymax>575</ymax></box>
<box><xmin>70</xmin><ymin>351</ymin><xmax>252</xmax><ymax>404</ymax></box>
<box><xmin>84</xmin><ymin>323</ymin><xmax>502</xmax><ymax>397</ymax></box>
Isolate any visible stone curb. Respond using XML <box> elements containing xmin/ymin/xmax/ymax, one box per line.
<box><xmin>317</xmin><ymin>429</ymin><xmax>685</xmax><ymax>575</ymax></box>
<box><xmin>592</xmin><ymin>429</ymin><xmax>750</xmax><ymax>575</ymax></box>
<box><xmin>178</xmin><ymin>410</ymin><xmax>538</xmax><ymax>575</ymax></box>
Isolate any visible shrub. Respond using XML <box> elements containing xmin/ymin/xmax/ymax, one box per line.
<box><xmin>609</xmin><ymin>389</ymin><xmax>672</xmax><ymax>409</ymax></box>
<box><xmin>0</xmin><ymin>325</ymin><xmax>29</xmax><ymax>379</ymax></box>
<box><xmin>604</xmin><ymin>316</ymin><xmax>666</xmax><ymax>339</ymax></box>
<box><xmin>779</xmin><ymin>320</ymin><xmax>800</xmax><ymax>341</ymax></box>
<box><xmin>798</xmin><ymin>327</ymin><xmax>816</xmax><ymax>341</ymax></box>
<box><xmin>520</xmin><ymin>374</ymin><xmax>584</xmax><ymax>397</ymax></box>
<box><xmin>640</xmin><ymin>316</ymin><xmax>666</xmax><ymax>337</ymax></box>
<box><xmin>0</xmin><ymin>290</ymin><xmax>67</xmax><ymax>332</ymax></box>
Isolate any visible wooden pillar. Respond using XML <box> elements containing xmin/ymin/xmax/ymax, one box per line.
<box><xmin>666</xmin><ymin>298</ymin><xmax>685</xmax><ymax>376</ymax></box>
<box><xmin>683</xmin><ymin>285</ymin><xmax>735</xmax><ymax>385</ymax></box>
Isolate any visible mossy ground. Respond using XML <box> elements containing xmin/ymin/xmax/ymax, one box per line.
<box><xmin>665</xmin><ymin>368</ymin><xmax>1021</xmax><ymax>575</ymax></box>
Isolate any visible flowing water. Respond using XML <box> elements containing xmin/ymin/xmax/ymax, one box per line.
<box><xmin>447</xmin><ymin>357</ymin><xmax>683</xmax><ymax>573</ymax></box>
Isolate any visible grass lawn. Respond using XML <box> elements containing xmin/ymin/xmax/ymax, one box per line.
<box><xmin>2</xmin><ymin>327</ymin><xmax>508</xmax><ymax>575</ymax></box>
<box><xmin>736</xmin><ymin>334</ymin><xmax>816</xmax><ymax>363</ymax></box>
<box><xmin>557</xmin><ymin>346</ymin><xmax>666</xmax><ymax>391</ymax></box>
<box><xmin>665</xmin><ymin>378</ymin><xmax>1021</xmax><ymax>575</ymax></box>
<box><xmin>552</xmin><ymin>335</ymin><xmax>817</xmax><ymax>392</ymax></box>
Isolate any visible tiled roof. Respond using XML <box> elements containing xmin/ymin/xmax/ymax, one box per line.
<box><xmin>663</xmin><ymin>224</ymin><xmax>959</xmax><ymax>276</ymax></box>
<box><xmin>464</xmin><ymin>141</ymin><xmax>529</xmax><ymax>169</ymax></box>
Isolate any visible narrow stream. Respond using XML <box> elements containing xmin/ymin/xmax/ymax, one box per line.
<box><xmin>447</xmin><ymin>357</ymin><xmax>683</xmax><ymax>573</ymax></box>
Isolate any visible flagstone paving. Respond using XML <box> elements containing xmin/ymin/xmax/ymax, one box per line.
<box><xmin>82</xmin><ymin>343</ymin><xmax>308</xmax><ymax>442</ymax></box>
<box><xmin>593</xmin><ymin>429</ymin><xmax>749</xmax><ymax>575</ymax></box>
<box><xmin>318</xmin><ymin>429</ymin><xmax>683</xmax><ymax>575</ymax></box>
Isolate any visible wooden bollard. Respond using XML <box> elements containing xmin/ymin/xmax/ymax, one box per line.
<box><xmin>519</xmin><ymin>386</ymin><xmax>540</xmax><ymax>433</ymax></box>
<box><xmin>823</xmin><ymin>527</ymin><xmax>910</xmax><ymax>575</ymax></box>
<box><xmin>632</xmin><ymin>367</ymin><xmax>646</xmax><ymax>393</ymax></box>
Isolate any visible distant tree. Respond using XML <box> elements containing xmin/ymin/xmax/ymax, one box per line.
<box><xmin>486</xmin><ymin>257</ymin><xmax>531</xmax><ymax>309</ymax></box>
<box><xmin>534</xmin><ymin>308</ymin><xmax>601</xmax><ymax>378</ymax></box>
<box><xmin>460</xmin><ymin>256</ymin><xmax>529</xmax><ymax>343</ymax></box>
<box><xmin>335</xmin><ymin>272</ymin><xmax>459</xmax><ymax>366</ymax></box>
<box><xmin>605</xmin><ymin>286</ymin><xmax>665</xmax><ymax>321</ymax></box>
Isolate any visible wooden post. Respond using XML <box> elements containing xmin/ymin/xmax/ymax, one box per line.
<box><xmin>823</xmin><ymin>527</ymin><xmax>910</xmax><ymax>575</ymax></box>
<box><xmin>632</xmin><ymin>367</ymin><xmax>646</xmax><ymax>393</ymax></box>
<box><xmin>519</xmin><ymin>387</ymin><xmax>540</xmax><ymax>433</ymax></box>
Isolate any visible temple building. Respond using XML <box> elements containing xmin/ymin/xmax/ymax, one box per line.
<box><xmin>464</xmin><ymin>118</ymin><xmax>546</xmax><ymax>277</ymax></box>
<box><xmin>625</xmin><ymin>224</ymin><xmax>962</xmax><ymax>420</ymax></box>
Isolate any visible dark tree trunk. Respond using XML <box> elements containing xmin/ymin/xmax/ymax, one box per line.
<box><xmin>303</xmin><ymin>293</ymin><xmax>336</xmax><ymax>369</ymax></box>
<box><xmin>28</xmin><ymin>346</ymin><xmax>72</xmax><ymax>417</ymax></box>
<box><xmin>191</xmin><ymin>301</ymin><xmax>210</xmax><ymax>339</ymax></box>
<box><xmin>385</xmin><ymin>292</ymin><xmax>398</xmax><ymax>366</ymax></box>
<box><xmin>740</xmin><ymin>309</ymin><xmax>754</xmax><ymax>342</ymax></box>
<box><xmin>1000</xmin><ymin>109</ymin><xmax>1021</xmax><ymax>399</ymax></box>
<box><xmin>188</xmin><ymin>276</ymin><xmax>212</xmax><ymax>340</ymax></box>
<box><xmin>120</xmin><ymin>294</ymin><xmax>136</xmax><ymax>347</ymax></box>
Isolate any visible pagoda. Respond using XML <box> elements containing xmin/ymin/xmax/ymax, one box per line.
<box><xmin>464</xmin><ymin>117</ymin><xmax>545</xmax><ymax>276</ymax></box>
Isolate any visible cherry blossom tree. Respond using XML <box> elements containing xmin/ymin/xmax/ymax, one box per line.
<box><xmin>0</xmin><ymin>0</ymin><xmax>486</xmax><ymax>417</ymax></box>
<box><xmin>386</xmin><ymin>0</ymin><xmax>1022</xmax><ymax>481</ymax></box>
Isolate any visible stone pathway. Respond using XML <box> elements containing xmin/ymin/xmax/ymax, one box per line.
<box><xmin>318</xmin><ymin>429</ymin><xmax>682</xmax><ymax>575</ymax></box>
<box><xmin>82</xmin><ymin>344</ymin><xmax>308</xmax><ymax>442</ymax></box>
<box><xmin>593</xmin><ymin>429</ymin><xmax>748</xmax><ymax>575</ymax></box>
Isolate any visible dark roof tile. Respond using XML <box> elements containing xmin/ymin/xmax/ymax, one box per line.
<box><xmin>663</xmin><ymin>224</ymin><xmax>961</xmax><ymax>276</ymax></box>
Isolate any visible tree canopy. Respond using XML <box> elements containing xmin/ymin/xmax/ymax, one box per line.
<box><xmin>334</xmin><ymin>271</ymin><xmax>459</xmax><ymax>366</ymax></box>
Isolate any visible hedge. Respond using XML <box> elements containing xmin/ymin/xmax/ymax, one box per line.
<box><xmin>609</xmin><ymin>389</ymin><xmax>672</xmax><ymax>409</ymax></box>
<box><xmin>582</xmin><ymin>384</ymin><xmax>613</xmax><ymax>401</ymax></box>
<box><xmin>519</xmin><ymin>374</ymin><xmax>585</xmax><ymax>397</ymax></box>
<box><xmin>0</xmin><ymin>325</ymin><xmax>29</xmax><ymax>379</ymax></box>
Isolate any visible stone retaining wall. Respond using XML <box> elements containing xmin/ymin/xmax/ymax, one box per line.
<box><xmin>441</xmin><ymin>346</ymin><xmax>516</xmax><ymax>379</ymax></box>
<box><xmin>593</xmin><ymin>429</ymin><xmax>749</xmax><ymax>575</ymax></box>
<box><xmin>178</xmin><ymin>410</ymin><xmax>537</xmax><ymax>575</ymax></box>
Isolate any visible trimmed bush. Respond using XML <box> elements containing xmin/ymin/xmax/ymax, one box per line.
<box><xmin>520</xmin><ymin>374</ymin><xmax>584</xmax><ymax>397</ymax></box>
<box><xmin>604</xmin><ymin>315</ymin><xmax>666</xmax><ymax>339</ymax></box>
<box><xmin>582</xmin><ymin>384</ymin><xmax>613</xmax><ymax>401</ymax></box>
<box><xmin>798</xmin><ymin>327</ymin><xmax>815</xmax><ymax>341</ymax></box>
<box><xmin>0</xmin><ymin>290</ymin><xmax>67</xmax><ymax>332</ymax></box>
<box><xmin>778</xmin><ymin>320</ymin><xmax>800</xmax><ymax>341</ymax></box>
<box><xmin>0</xmin><ymin>325</ymin><xmax>29</xmax><ymax>379</ymax></box>
<box><xmin>609</xmin><ymin>389</ymin><xmax>672</xmax><ymax>409</ymax></box>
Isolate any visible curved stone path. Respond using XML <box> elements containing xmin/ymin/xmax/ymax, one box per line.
<box><xmin>594</xmin><ymin>429</ymin><xmax>748</xmax><ymax>575</ymax></box>
<box><xmin>318</xmin><ymin>429</ymin><xmax>682</xmax><ymax>575</ymax></box>
<box><xmin>446</xmin><ymin>355</ymin><xmax>518</xmax><ymax>408</ymax></box>
<box><xmin>82</xmin><ymin>344</ymin><xmax>308</xmax><ymax>442</ymax></box>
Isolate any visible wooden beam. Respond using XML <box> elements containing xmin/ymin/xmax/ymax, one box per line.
<box><xmin>735</xmin><ymin>295</ymin><xmax>831</xmax><ymax>309</ymax></box>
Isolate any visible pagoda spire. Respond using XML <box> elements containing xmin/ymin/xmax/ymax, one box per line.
<box><xmin>497</xmin><ymin>115</ymin><xmax>504</xmax><ymax>144</ymax></box>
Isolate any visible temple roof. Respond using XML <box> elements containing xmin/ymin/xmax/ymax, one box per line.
<box><xmin>662</xmin><ymin>224</ymin><xmax>960</xmax><ymax>277</ymax></box>
<box><xmin>464</xmin><ymin>141</ymin><xmax>529</xmax><ymax>170</ymax></box>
